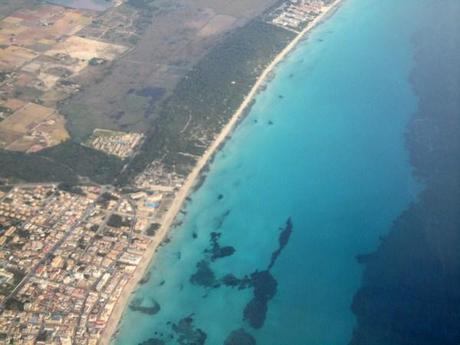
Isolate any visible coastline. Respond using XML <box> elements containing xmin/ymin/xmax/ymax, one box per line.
<box><xmin>99</xmin><ymin>1</ymin><xmax>343</xmax><ymax>344</ymax></box>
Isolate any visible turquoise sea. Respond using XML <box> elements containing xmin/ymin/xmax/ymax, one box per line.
<box><xmin>114</xmin><ymin>0</ymin><xmax>428</xmax><ymax>344</ymax></box>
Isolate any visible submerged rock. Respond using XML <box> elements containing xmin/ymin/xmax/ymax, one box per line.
<box><xmin>243</xmin><ymin>270</ymin><xmax>278</xmax><ymax>329</ymax></box>
<box><xmin>220</xmin><ymin>274</ymin><xmax>251</xmax><ymax>289</ymax></box>
<box><xmin>139</xmin><ymin>271</ymin><xmax>151</xmax><ymax>285</ymax></box>
<box><xmin>129</xmin><ymin>298</ymin><xmax>161</xmax><ymax>315</ymax></box>
<box><xmin>211</xmin><ymin>245</ymin><xmax>235</xmax><ymax>261</ymax></box>
<box><xmin>268</xmin><ymin>217</ymin><xmax>293</xmax><ymax>270</ymax></box>
<box><xmin>207</xmin><ymin>230</ymin><xmax>236</xmax><ymax>261</ymax></box>
<box><xmin>244</xmin><ymin>298</ymin><xmax>268</xmax><ymax>329</ymax></box>
<box><xmin>190</xmin><ymin>260</ymin><xmax>217</xmax><ymax>288</ymax></box>
<box><xmin>138</xmin><ymin>338</ymin><xmax>165</xmax><ymax>345</ymax></box>
<box><xmin>172</xmin><ymin>315</ymin><xmax>207</xmax><ymax>345</ymax></box>
<box><xmin>214</xmin><ymin>209</ymin><xmax>231</xmax><ymax>230</ymax></box>
<box><xmin>224</xmin><ymin>328</ymin><xmax>256</xmax><ymax>345</ymax></box>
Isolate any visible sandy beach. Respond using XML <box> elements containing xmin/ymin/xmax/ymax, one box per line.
<box><xmin>99</xmin><ymin>1</ymin><xmax>343</xmax><ymax>343</ymax></box>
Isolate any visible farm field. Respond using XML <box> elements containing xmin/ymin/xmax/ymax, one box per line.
<box><xmin>0</xmin><ymin>3</ymin><xmax>128</xmax><ymax>152</ymax></box>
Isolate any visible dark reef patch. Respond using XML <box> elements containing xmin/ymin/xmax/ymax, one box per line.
<box><xmin>190</xmin><ymin>260</ymin><xmax>218</xmax><ymax>288</ymax></box>
<box><xmin>243</xmin><ymin>270</ymin><xmax>278</xmax><ymax>329</ymax></box>
<box><xmin>129</xmin><ymin>298</ymin><xmax>161</xmax><ymax>315</ymax></box>
<box><xmin>139</xmin><ymin>271</ymin><xmax>151</xmax><ymax>285</ymax></box>
<box><xmin>221</xmin><ymin>274</ymin><xmax>251</xmax><ymax>289</ymax></box>
<box><xmin>172</xmin><ymin>315</ymin><xmax>207</xmax><ymax>345</ymax></box>
<box><xmin>138</xmin><ymin>338</ymin><xmax>165</xmax><ymax>345</ymax></box>
<box><xmin>189</xmin><ymin>217</ymin><xmax>292</xmax><ymax>330</ymax></box>
<box><xmin>213</xmin><ymin>209</ymin><xmax>231</xmax><ymax>230</ymax></box>
<box><xmin>224</xmin><ymin>328</ymin><xmax>256</xmax><ymax>345</ymax></box>
<box><xmin>206</xmin><ymin>231</ymin><xmax>236</xmax><ymax>261</ymax></box>
<box><xmin>212</xmin><ymin>245</ymin><xmax>235</xmax><ymax>261</ymax></box>
<box><xmin>268</xmin><ymin>217</ymin><xmax>293</xmax><ymax>270</ymax></box>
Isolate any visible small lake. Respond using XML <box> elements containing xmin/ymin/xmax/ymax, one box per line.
<box><xmin>47</xmin><ymin>0</ymin><xmax>113</xmax><ymax>11</ymax></box>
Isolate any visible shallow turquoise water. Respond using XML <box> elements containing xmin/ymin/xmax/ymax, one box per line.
<box><xmin>113</xmin><ymin>0</ymin><xmax>425</xmax><ymax>344</ymax></box>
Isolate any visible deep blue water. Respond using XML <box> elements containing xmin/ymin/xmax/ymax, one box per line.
<box><xmin>113</xmin><ymin>0</ymin><xmax>427</xmax><ymax>344</ymax></box>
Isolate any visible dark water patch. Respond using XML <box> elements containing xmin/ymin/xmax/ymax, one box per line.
<box><xmin>213</xmin><ymin>209</ymin><xmax>231</xmax><ymax>230</ymax></box>
<box><xmin>190</xmin><ymin>260</ymin><xmax>218</xmax><ymax>288</ymax></box>
<box><xmin>129</xmin><ymin>298</ymin><xmax>161</xmax><ymax>315</ymax></box>
<box><xmin>139</xmin><ymin>338</ymin><xmax>165</xmax><ymax>345</ymax></box>
<box><xmin>351</xmin><ymin>188</ymin><xmax>460</xmax><ymax>345</ymax></box>
<box><xmin>206</xmin><ymin>231</ymin><xmax>236</xmax><ymax>261</ymax></box>
<box><xmin>351</xmin><ymin>2</ymin><xmax>460</xmax><ymax>345</ymax></box>
<box><xmin>243</xmin><ymin>270</ymin><xmax>278</xmax><ymax>329</ymax></box>
<box><xmin>172</xmin><ymin>315</ymin><xmax>207</xmax><ymax>345</ymax></box>
<box><xmin>159</xmin><ymin>237</ymin><xmax>171</xmax><ymax>247</ymax></box>
<box><xmin>217</xmin><ymin>193</ymin><xmax>224</xmax><ymax>200</ymax></box>
<box><xmin>221</xmin><ymin>274</ymin><xmax>251</xmax><ymax>289</ymax></box>
<box><xmin>132</xmin><ymin>86</ymin><xmax>165</xmax><ymax>99</ymax></box>
<box><xmin>189</xmin><ymin>218</ymin><xmax>290</xmax><ymax>329</ymax></box>
<box><xmin>129</xmin><ymin>86</ymin><xmax>166</xmax><ymax>108</ymax></box>
<box><xmin>268</xmin><ymin>120</ymin><xmax>274</xmax><ymax>126</ymax></box>
<box><xmin>211</xmin><ymin>245</ymin><xmax>235</xmax><ymax>261</ymax></box>
<box><xmin>139</xmin><ymin>271</ymin><xmax>151</xmax><ymax>285</ymax></box>
<box><xmin>268</xmin><ymin>217</ymin><xmax>293</xmax><ymax>270</ymax></box>
<box><xmin>224</xmin><ymin>328</ymin><xmax>256</xmax><ymax>345</ymax></box>
<box><xmin>193</xmin><ymin>172</ymin><xmax>209</xmax><ymax>192</ymax></box>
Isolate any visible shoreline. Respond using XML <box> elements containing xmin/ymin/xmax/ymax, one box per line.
<box><xmin>99</xmin><ymin>1</ymin><xmax>343</xmax><ymax>343</ymax></box>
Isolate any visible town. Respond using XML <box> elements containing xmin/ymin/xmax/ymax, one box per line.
<box><xmin>86</xmin><ymin>129</ymin><xmax>144</xmax><ymax>159</ymax></box>
<box><xmin>267</xmin><ymin>0</ymin><xmax>325</xmax><ymax>33</ymax></box>
<box><xmin>0</xmin><ymin>182</ymin><xmax>173</xmax><ymax>344</ymax></box>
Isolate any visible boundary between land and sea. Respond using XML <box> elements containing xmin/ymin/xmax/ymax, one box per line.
<box><xmin>99</xmin><ymin>1</ymin><xmax>344</xmax><ymax>343</ymax></box>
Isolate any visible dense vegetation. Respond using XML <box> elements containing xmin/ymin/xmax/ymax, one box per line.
<box><xmin>0</xmin><ymin>141</ymin><xmax>123</xmax><ymax>184</ymax></box>
<box><xmin>118</xmin><ymin>20</ymin><xmax>294</xmax><ymax>184</ymax></box>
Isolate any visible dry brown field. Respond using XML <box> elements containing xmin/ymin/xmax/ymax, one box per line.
<box><xmin>0</xmin><ymin>102</ymin><xmax>69</xmax><ymax>151</ymax></box>
<box><xmin>0</xmin><ymin>103</ymin><xmax>54</xmax><ymax>133</ymax></box>
<box><xmin>2</xmin><ymin>99</ymin><xmax>26</xmax><ymax>112</ymax></box>
<box><xmin>0</xmin><ymin>6</ymin><xmax>92</xmax><ymax>49</ymax></box>
<box><xmin>0</xmin><ymin>46</ymin><xmax>38</xmax><ymax>70</ymax></box>
<box><xmin>45</xmin><ymin>35</ymin><xmax>128</xmax><ymax>62</ymax></box>
<box><xmin>197</xmin><ymin>15</ymin><xmax>237</xmax><ymax>37</ymax></box>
